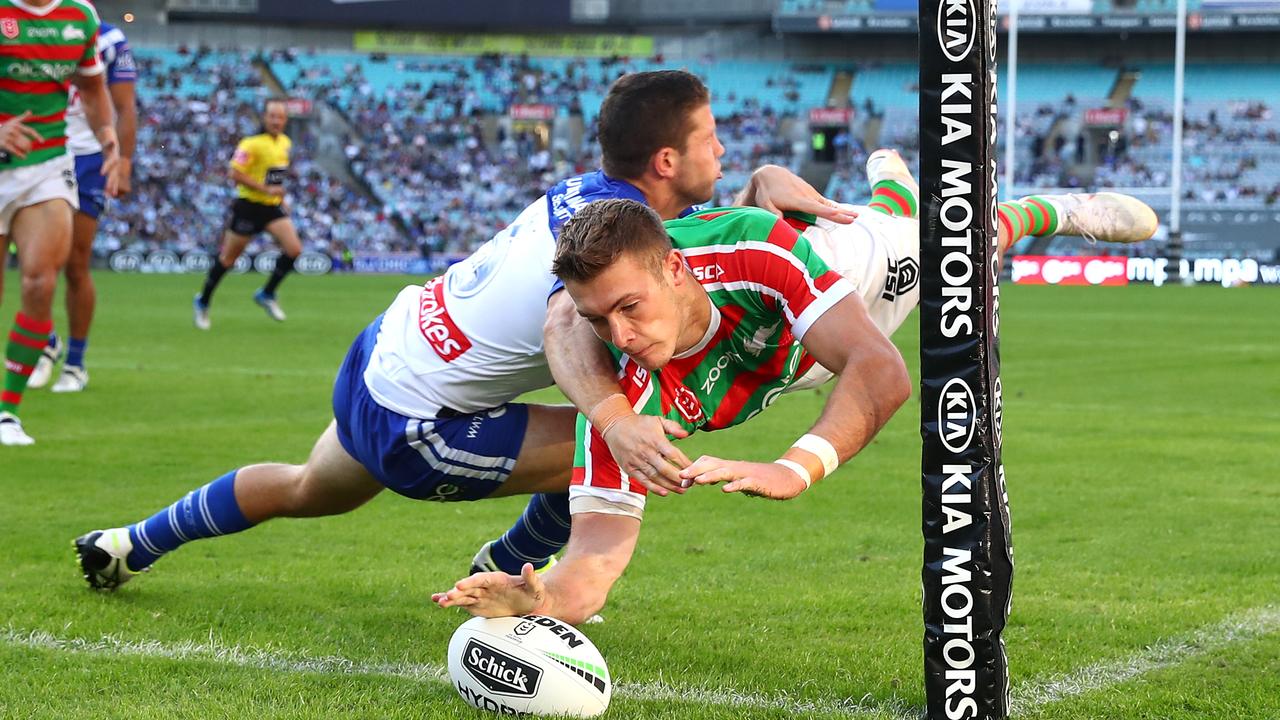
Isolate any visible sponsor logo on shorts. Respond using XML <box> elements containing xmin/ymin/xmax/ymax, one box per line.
<box><xmin>418</xmin><ymin>276</ymin><xmax>472</xmax><ymax>362</ymax></box>
<box><xmin>462</xmin><ymin>639</ymin><xmax>542</xmax><ymax>697</ymax></box>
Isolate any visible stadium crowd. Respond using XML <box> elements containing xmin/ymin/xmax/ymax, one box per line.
<box><xmin>89</xmin><ymin>48</ymin><xmax>1280</xmax><ymax>261</ymax></box>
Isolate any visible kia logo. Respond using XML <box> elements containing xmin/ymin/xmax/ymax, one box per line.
<box><xmin>182</xmin><ymin>251</ymin><xmax>214</xmax><ymax>273</ymax></box>
<box><xmin>108</xmin><ymin>251</ymin><xmax>143</xmax><ymax>273</ymax></box>
<box><xmin>938</xmin><ymin>377</ymin><xmax>977</xmax><ymax>454</ymax></box>
<box><xmin>937</xmin><ymin>0</ymin><xmax>977</xmax><ymax>63</ymax></box>
<box><xmin>295</xmin><ymin>251</ymin><xmax>332</xmax><ymax>276</ymax></box>
<box><xmin>254</xmin><ymin>250</ymin><xmax>281</xmax><ymax>275</ymax></box>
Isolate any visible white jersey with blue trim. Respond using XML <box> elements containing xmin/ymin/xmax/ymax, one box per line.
<box><xmin>66</xmin><ymin>22</ymin><xmax>137</xmax><ymax>156</ymax></box>
<box><xmin>362</xmin><ymin>170</ymin><xmax>654</xmax><ymax>419</ymax></box>
<box><xmin>363</xmin><ymin>197</ymin><xmax>561</xmax><ymax>418</ymax></box>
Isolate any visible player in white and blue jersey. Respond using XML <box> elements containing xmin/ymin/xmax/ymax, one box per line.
<box><xmin>72</xmin><ymin>70</ymin><xmax>853</xmax><ymax>590</ymax></box>
<box><xmin>27</xmin><ymin>22</ymin><xmax>137</xmax><ymax>393</ymax></box>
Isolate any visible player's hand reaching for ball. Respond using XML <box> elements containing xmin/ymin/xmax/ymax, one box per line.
<box><xmin>679</xmin><ymin>455</ymin><xmax>810</xmax><ymax>500</ymax></box>
<box><xmin>433</xmin><ymin>564</ymin><xmax>545</xmax><ymax>618</ymax></box>
<box><xmin>601</xmin><ymin>414</ymin><xmax>692</xmax><ymax>496</ymax></box>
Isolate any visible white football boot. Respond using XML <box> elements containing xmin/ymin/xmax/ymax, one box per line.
<box><xmin>1023</xmin><ymin>192</ymin><xmax>1158</xmax><ymax>244</ymax></box>
<box><xmin>74</xmin><ymin>527</ymin><xmax>146</xmax><ymax>590</ymax></box>
<box><xmin>26</xmin><ymin>335</ymin><xmax>63</xmax><ymax>389</ymax></box>
<box><xmin>253</xmin><ymin>290</ymin><xmax>286</xmax><ymax>322</ymax></box>
<box><xmin>193</xmin><ymin>295</ymin><xmax>211</xmax><ymax>331</ymax></box>
<box><xmin>0</xmin><ymin>411</ymin><xmax>34</xmax><ymax>446</ymax></box>
<box><xmin>51</xmin><ymin>366</ymin><xmax>89</xmax><ymax>393</ymax></box>
<box><xmin>865</xmin><ymin>148</ymin><xmax>920</xmax><ymax>200</ymax></box>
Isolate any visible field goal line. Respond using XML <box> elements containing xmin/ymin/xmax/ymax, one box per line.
<box><xmin>5</xmin><ymin>605</ymin><xmax>1277</xmax><ymax>718</ymax></box>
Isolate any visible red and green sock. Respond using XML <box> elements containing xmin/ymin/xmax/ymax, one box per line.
<box><xmin>997</xmin><ymin>196</ymin><xmax>1062</xmax><ymax>251</ymax></box>
<box><xmin>2</xmin><ymin>313</ymin><xmax>52</xmax><ymax>415</ymax></box>
<box><xmin>867</xmin><ymin>179</ymin><xmax>918</xmax><ymax>219</ymax></box>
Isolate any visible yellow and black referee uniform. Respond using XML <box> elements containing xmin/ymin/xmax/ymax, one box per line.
<box><xmin>227</xmin><ymin>132</ymin><xmax>292</xmax><ymax>236</ymax></box>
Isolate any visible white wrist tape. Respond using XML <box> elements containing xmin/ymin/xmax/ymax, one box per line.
<box><xmin>773</xmin><ymin>459</ymin><xmax>812</xmax><ymax>490</ymax></box>
<box><xmin>793</xmin><ymin>433</ymin><xmax>839</xmax><ymax>478</ymax></box>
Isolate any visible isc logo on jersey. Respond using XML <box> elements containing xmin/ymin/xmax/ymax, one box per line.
<box><xmin>418</xmin><ymin>276</ymin><xmax>473</xmax><ymax>362</ymax></box>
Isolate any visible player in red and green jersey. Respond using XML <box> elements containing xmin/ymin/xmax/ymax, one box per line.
<box><xmin>0</xmin><ymin>0</ymin><xmax>123</xmax><ymax>446</ymax></box>
<box><xmin>433</xmin><ymin>198</ymin><xmax>913</xmax><ymax>623</ymax></box>
<box><xmin>433</xmin><ymin>157</ymin><xmax>1159</xmax><ymax>623</ymax></box>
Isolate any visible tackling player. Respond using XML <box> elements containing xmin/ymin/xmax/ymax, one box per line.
<box><xmin>0</xmin><ymin>0</ymin><xmax>123</xmax><ymax>446</ymax></box>
<box><xmin>25</xmin><ymin>19</ymin><xmax>137</xmax><ymax>393</ymax></box>
<box><xmin>432</xmin><ymin>152</ymin><xmax>1159</xmax><ymax>623</ymax></box>
<box><xmin>72</xmin><ymin>71</ymin><xmax>849</xmax><ymax>589</ymax></box>
<box><xmin>192</xmin><ymin>98</ymin><xmax>300</xmax><ymax>329</ymax></box>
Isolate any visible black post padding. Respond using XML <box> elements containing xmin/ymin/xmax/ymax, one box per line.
<box><xmin>918</xmin><ymin>0</ymin><xmax>1013</xmax><ymax>717</ymax></box>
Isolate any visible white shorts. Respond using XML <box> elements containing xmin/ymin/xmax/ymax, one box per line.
<box><xmin>791</xmin><ymin>206</ymin><xmax>921</xmax><ymax>391</ymax></box>
<box><xmin>0</xmin><ymin>154</ymin><xmax>78</xmax><ymax>236</ymax></box>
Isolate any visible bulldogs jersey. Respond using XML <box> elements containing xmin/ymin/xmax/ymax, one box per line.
<box><xmin>362</xmin><ymin>171</ymin><xmax>649</xmax><ymax>419</ymax></box>
<box><xmin>65</xmin><ymin>22</ymin><xmax>135</xmax><ymax>156</ymax></box>
<box><xmin>569</xmin><ymin>207</ymin><xmax>856</xmax><ymax>519</ymax></box>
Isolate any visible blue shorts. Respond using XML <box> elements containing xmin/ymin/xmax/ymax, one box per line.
<box><xmin>332</xmin><ymin>316</ymin><xmax>530</xmax><ymax>502</ymax></box>
<box><xmin>74</xmin><ymin>152</ymin><xmax>106</xmax><ymax>220</ymax></box>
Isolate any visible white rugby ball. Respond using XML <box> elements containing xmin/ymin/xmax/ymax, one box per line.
<box><xmin>447</xmin><ymin>615</ymin><xmax>611</xmax><ymax>717</ymax></box>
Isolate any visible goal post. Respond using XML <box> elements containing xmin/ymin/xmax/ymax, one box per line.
<box><xmin>917</xmin><ymin>0</ymin><xmax>1014</xmax><ymax>716</ymax></box>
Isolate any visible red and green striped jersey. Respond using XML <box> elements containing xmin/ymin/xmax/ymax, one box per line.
<box><xmin>570</xmin><ymin>207</ymin><xmax>855</xmax><ymax>516</ymax></box>
<box><xmin>0</xmin><ymin>0</ymin><xmax>101</xmax><ymax>170</ymax></box>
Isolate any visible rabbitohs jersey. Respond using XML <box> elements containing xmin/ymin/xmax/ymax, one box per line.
<box><xmin>0</xmin><ymin>0</ymin><xmax>102</xmax><ymax>170</ymax></box>
<box><xmin>569</xmin><ymin>206</ymin><xmax>856</xmax><ymax>519</ymax></box>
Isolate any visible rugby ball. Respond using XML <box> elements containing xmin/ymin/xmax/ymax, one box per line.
<box><xmin>447</xmin><ymin>615</ymin><xmax>611</xmax><ymax>717</ymax></box>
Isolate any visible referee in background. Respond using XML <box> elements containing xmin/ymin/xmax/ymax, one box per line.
<box><xmin>194</xmin><ymin>98</ymin><xmax>301</xmax><ymax>330</ymax></box>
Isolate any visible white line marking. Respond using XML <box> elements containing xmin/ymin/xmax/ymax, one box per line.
<box><xmin>4</xmin><ymin>605</ymin><xmax>1276</xmax><ymax>718</ymax></box>
<box><xmin>0</xmin><ymin>626</ymin><xmax>914</xmax><ymax>719</ymax></box>
<box><xmin>1010</xmin><ymin>604</ymin><xmax>1280</xmax><ymax>713</ymax></box>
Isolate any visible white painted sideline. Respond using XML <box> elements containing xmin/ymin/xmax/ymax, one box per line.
<box><xmin>4</xmin><ymin>605</ymin><xmax>1276</xmax><ymax>718</ymax></box>
<box><xmin>1010</xmin><ymin>604</ymin><xmax>1280</xmax><ymax>713</ymax></box>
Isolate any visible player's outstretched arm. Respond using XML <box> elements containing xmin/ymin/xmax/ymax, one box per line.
<box><xmin>734</xmin><ymin>165</ymin><xmax>857</xmax><ymax>225</ymax></box>
<box><xmin>545</xmin><ymin>291</ymin><xmax>692</xmax><ymax>496</ymax></box>
<box><xmin>433</xmin><ymin>513</ymin><xmax>640</xmax><ymax>626</ymax></box>
<box><xmin>682</xmin><ymin>292</ymin><xmax>910</xmax><ymax>498</ymax></box>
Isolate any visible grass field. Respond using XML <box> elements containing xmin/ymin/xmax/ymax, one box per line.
<box><xmin>2</xmin><ymin>273</ymin><xmax>1277</xmax><ymax>719</ymax></box>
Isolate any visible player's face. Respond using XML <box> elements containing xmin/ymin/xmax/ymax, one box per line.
<box><xmin>566</xmin><ymin>251</ymin><xmax>684</xmax><ymax>372</ymax></box>
<box><xmin>672</xmin><ymin>104</ymin><xmax>724</xmax><ymax>207</ymax></box>
<box><xmin>263</xmin><ymin>103</ymin><xmax>289</xmax><ymax>135</ymax></box>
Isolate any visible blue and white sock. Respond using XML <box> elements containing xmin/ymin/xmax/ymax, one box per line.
<box><xmin>65</xmin><ymin>336</ymin><xmax>87</xmax><ymax>369</ymax></box>
<box><xmin>126</xmin><ymin>470</ymin><xmax>255</xmax><ymax>572</ymax></box>
<box><xmin>489</xmin><ymin>493</ymin><xmax>571</xmax><ymax>573</ymax></box>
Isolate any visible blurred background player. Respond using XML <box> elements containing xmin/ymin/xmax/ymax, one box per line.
<box><xmin>192</xmin><ymin>98</ymin><xmax>299</xmax><ymax>329</ymax></box>
<box><xmin>0</xmin><ymin>0</ymin><xmax>122</xmax><ymax>446</ymax></box>
<box><xmin>26</xmin><ymin>19</ymin><xmax>137</xmax><ymax>394</ymax></box>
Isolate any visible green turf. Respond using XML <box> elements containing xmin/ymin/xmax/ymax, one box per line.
<box><xmin>1</xmin><ymin>274</ymin><xmax>1277</xmax><ymax>719</ymax></box>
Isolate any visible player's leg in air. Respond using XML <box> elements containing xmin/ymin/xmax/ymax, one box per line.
<box><xmin>74</xmin><ymin>316</ymin><xmax>579</xmax><ymax>589</ymax></box>
<box><xmin>30</xmin><ymin>152</ymin><xmax>110</xmax><ymax>393</ymax></box>
<box><xmin>252</xmin><ymin>214</ymin><xmax>302</xmax><ymax>322</ymax></box>
<box><xmin>0</xmin><ymin>198</ymin><xmax>74</xmax><ymax>446</ymax></box>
